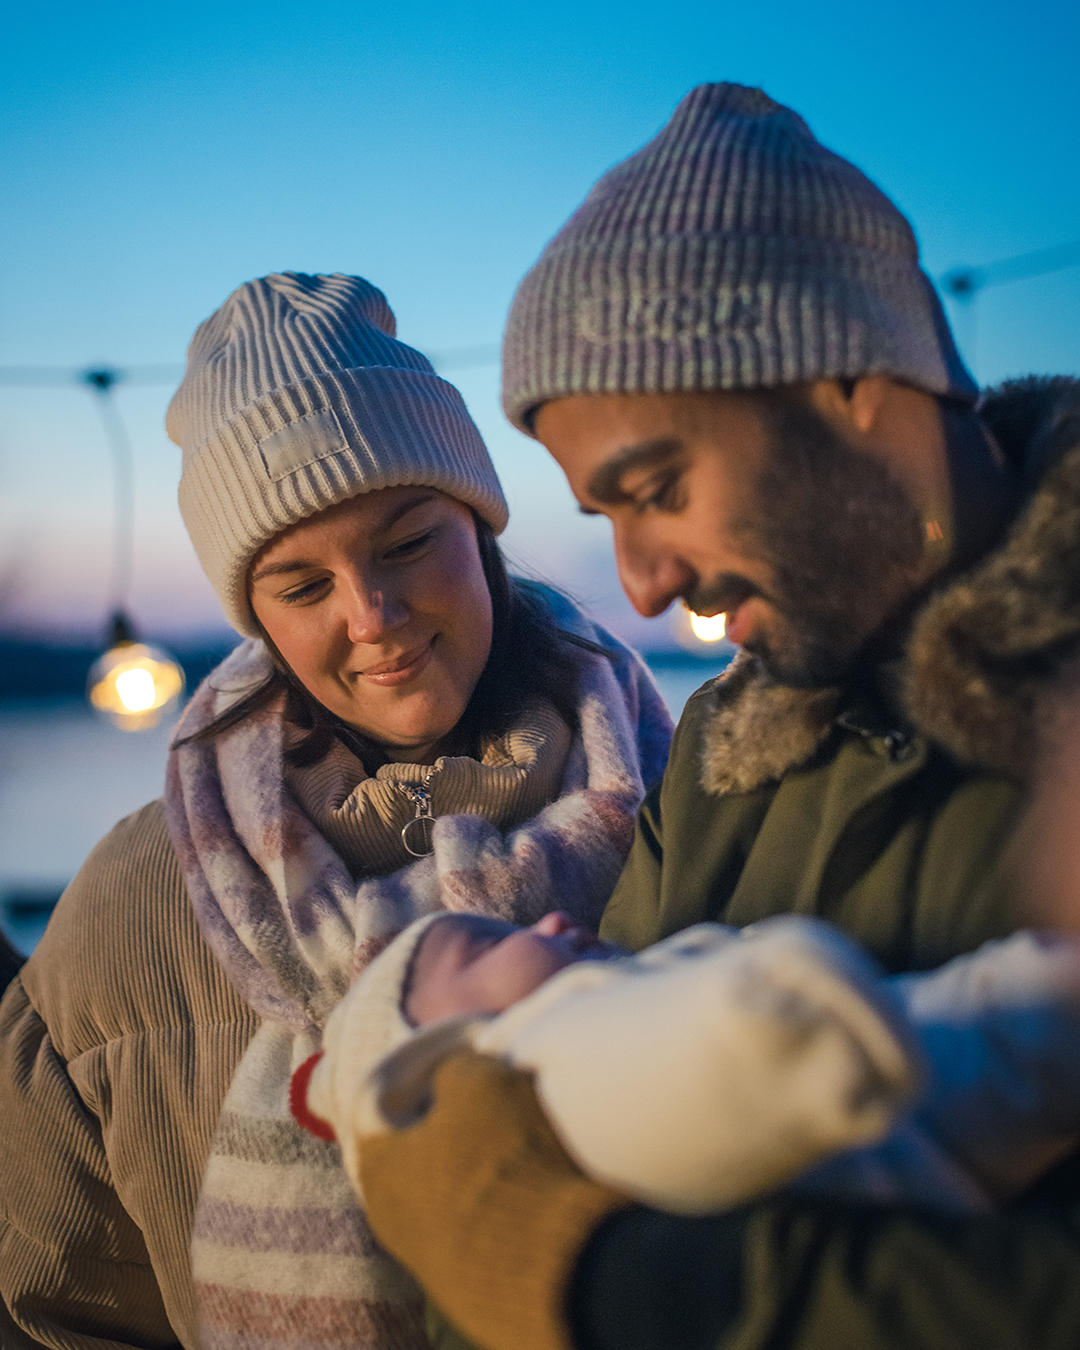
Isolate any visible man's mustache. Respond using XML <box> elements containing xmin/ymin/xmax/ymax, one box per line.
<box><xmin>684</xmin><ymin>574</ymin><xmax>764</xmax><ymax>618</ymax></box>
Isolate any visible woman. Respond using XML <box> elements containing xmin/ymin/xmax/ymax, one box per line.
<box><xmin>0</xmin><ymin>273</ymin><xmax>673</xmax><ymax>1350</ymax></box>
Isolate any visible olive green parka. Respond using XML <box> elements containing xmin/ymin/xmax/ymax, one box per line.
<box><xmin>600</xmin><ymin>667</ymin><xmax>1020</xmax><ymax>971</ymax></box>
<box><xmin>581</xmin><ymin>375</ymin><xmax>1080</xmax><ymax>1350</ymax></box>
<box><xmin>602</xmin><ymin>377</ymin><xmax>1080</xmax><ymax>972</ymax></box>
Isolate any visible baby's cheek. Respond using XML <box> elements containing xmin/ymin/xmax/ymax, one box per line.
<box><xmin>510</xmin><ymin>951</ymin><xmax>581</xmax><ymax>1006</ymax></box>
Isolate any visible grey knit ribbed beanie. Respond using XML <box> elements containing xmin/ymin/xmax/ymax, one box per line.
<box><xmin>503</xmin><ymin>84</ymin><xmax>976</xmax><ymax>432</ymax></box>
<box><xmin>168</xmin><ymin>272</ymin><xmax>508</xmax><ymax>635</ymax></box>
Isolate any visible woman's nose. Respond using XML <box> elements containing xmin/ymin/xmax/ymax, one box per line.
<box><xmin>342</xmin><ymin>576</ymin><xmax>409</xmax><ymax>645</ymax></box>
<box><xmin>613</xmin><ymin>526</ymin><xmax>697</xmax><ymax>619</ymax></box>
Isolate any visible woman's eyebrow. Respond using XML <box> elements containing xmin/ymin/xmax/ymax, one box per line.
<box><xmin>378</xmin><ymin>491</ymin><xmax>439</xmax><ymax>530</ymax></box>
<box><xmin>250</xmin><ymin>493</ymin><xmax>441</xmax><ymax>583</ymax></box>
<box><xmin>250</xmin><ymin>558</ymin><xmax>318</xmax><ymax>583</ymax></box>
<box><xmin>586</xmin><ymin>438</ymin><xmax>683</xmax><ymax>506</ymax></box>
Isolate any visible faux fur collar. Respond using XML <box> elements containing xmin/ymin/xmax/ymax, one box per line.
<box><xmin>701</xmin><ymin>377</ymin><xmax>1080</xmax><ymax>795</ymax></box>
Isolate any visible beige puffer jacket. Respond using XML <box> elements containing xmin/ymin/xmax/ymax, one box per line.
<box><xmin>0</xmin><ymin>800</ymin><xmax>259</xmax><ymax>1348</ymax></box>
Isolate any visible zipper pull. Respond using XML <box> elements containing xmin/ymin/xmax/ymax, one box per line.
<box><xmin>399</xmin><ymin>766</ymin><xmax>439</xmax><ymax>857</ymax></box>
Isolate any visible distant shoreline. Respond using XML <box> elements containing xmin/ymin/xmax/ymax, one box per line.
<box><xmin>0</xmin><ymin>635</ymin><xmax>731</xmax><ymax>703</ymax></box>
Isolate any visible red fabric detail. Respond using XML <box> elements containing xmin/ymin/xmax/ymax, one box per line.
<box><xmin>290</xmin><ymin>1053</ymin><xmax>336</xmax><ymax>1142</ymax></box>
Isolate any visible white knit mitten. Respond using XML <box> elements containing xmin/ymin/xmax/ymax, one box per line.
<box><xmin>475</xmin><ymin>916</ymin><xmax>921</xmax><ymax>1214</ymax></box>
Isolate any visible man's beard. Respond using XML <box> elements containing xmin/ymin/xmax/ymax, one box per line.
<box><xmin>687</xmin><ymin>396</ymin><xmax>927</xmax><ymax>688</ymax></box>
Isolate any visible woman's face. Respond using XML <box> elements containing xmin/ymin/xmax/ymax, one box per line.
<box><xmin>249</xmin><ymin>487</ymin><xmax>494</xmax><ymax>762</ymax></box>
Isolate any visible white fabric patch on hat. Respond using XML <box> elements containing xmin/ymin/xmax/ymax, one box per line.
<box><xmin>258</xmin><ymin>408</ymin><xmax>352</xmax><ymax>481</ymax></box>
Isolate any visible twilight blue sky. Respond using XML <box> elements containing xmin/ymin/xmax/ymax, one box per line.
<box><xmin>1</xmin><ymin>0</ymin><xmax>1078</xmax><ymax>649</ymax></box>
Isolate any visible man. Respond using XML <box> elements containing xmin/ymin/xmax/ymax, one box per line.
<box><xmin>360</xmin><ymin>84</ymin><xmax>1080</xmax><ymax>1349</ymax></box>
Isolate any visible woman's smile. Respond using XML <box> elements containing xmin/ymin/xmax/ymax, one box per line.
<box><xmin>356</xmin><ymin>637</ymin><xmax>437</xmax><ymax>686</ymax></box>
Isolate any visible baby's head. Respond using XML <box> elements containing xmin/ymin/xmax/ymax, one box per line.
<box><xmin>304</xmin><ymin>910</ymin><xmax>621</xmax><ymax>1149</ymax></box>
<box><xmin>405</xmin><ymin>911</ymin><xmax>621</xmax><ymax>1025</ymax></box>
<box><xmin>303</xmin><ymin>912</ymin><xmax>621</xmax><ymax>1188</ymax></box>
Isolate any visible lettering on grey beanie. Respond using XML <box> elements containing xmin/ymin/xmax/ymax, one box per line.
<box><xmin>502</xmin><ymin>83</ymin><xmax>976</xmax><ymax>433</ymax></box>
<box><xmin>168</xmin><ymin>272</ymin><xmax>508</xmax><ymax>635</ymax></box>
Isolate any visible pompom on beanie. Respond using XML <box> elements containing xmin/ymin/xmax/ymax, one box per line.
<box><xmin>503</xmin><ymin>83</ymin><xmax>977</xmax><ymax>433</ymax></box>
<box><xmin>168</xmin><ymin>272</ymin><xmax>508</xmax><ymax>635</ymax></box>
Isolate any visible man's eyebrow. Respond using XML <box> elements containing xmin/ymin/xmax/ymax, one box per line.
<box><xmin>585</xmin><ymin>439</ymin><xmax>684</xmax><ymax>506</ymax></box>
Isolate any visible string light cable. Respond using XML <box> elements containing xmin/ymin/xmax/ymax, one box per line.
<box><xmin>77</xmin><ymin>369</ymin><xmax>186</xmax><ymax>730</ymax></box>
<box><xmin>939</xmin><ymin>237</ymin><xmax>1080</xmax><ymax>380</ymax></box>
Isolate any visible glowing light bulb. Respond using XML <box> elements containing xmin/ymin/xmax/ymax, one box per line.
<box><xmin>114</xmin><ymin>667</ymin><xmax>157</xmax><ymax>712</ymax></box>
<box><xmin>689</xmin><ymin>611</ymin><xmax>727</xmax><ymax>643</ymax></box>
<box><xmin>672</xmin><ymin>602</ymin><xmax>735</xmax><ymax>655</ymax></box>
<box><xmin>87</xmin><ymin>631</ymin><xmax>185</xmax><ymax>731</ymax></box>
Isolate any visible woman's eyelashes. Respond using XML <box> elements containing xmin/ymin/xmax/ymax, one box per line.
<box><xmin>279</xmin><ymin>575</ymin><xmax>331</xmax><ymax>605</ymax></box>
<box><xmin>274</xmin><ymin>531</ymin><xmax>438</xmax><ymax>605</ymax></box>
<box><xmin>385</xmin><ymin>528</ymin><xmax>436</xmax><ymax>560</ymax></box>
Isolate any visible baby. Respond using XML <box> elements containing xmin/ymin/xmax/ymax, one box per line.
<box><xmin>295</xmin><ymin>911</ymin><xmax>1080</xmax><ymax>1218</ymax></box>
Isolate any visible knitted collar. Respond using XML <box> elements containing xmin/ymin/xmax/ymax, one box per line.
<box><xmin>284</xmin><ymin>704</ymin><xmax>571</xmax><ymax>880</ymax></box>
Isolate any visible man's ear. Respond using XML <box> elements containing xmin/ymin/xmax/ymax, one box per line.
<box><xmin>806</xmin><ymin>376</ymin><xmax>892</xmax><ymax>438</ymax></box>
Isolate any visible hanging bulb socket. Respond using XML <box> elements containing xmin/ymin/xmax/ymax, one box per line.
<box><xmin>107</xmin><ymin>609</ymin><xmax>137</xmax><ymax>647</ymax></box>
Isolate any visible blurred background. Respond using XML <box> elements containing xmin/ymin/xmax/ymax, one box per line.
<box><xmin>2</xmin><ymin>0</ymin><xmax>1078</xmax><ymax>952</ymax></box>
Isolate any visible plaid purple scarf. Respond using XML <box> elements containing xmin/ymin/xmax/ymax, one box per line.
<box><xmin>164</xmin><ymin>601</ymin><xmax>672</xmax><ymax>1350</ymax></box>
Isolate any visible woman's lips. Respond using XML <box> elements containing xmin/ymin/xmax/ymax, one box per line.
<box><xmin>358</xmin><ymin>639</ymin><xmax>435</xmax><ymax>687</ymax></box>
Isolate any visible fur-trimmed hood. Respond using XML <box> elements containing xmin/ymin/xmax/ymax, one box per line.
<box><xmin>701</xmin><ymin>377</ymin><xmax>1080</xmax><ymax>795</ymax></box>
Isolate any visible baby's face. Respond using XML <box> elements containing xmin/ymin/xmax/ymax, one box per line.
<box><xmin>405</xmin><ymin>912</ymin><xmax>622</xmax><ymax>1025</ymax></box>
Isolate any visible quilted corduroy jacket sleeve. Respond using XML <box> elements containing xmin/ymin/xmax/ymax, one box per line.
<box><xmin>0</xmin><ymin>800</ymin><xmax>258</xmax><ymax>1348</ymax></box>
<box><xmin>0</xmin><ymin>975</ymin><xmax>179</xmax><ymax>1348</ymax></box>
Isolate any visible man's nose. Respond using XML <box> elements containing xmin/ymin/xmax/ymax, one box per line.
<box><xmin>342</xmin><ymin>575</ymin><xmax>409</xmax><ymax>645</ymax></box>
<box><xmin>613</xmin><ymin>528</ymin><xmax>697</xmax><ymax>619</ymax></box>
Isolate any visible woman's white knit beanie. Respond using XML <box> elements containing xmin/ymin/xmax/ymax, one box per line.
<box><xmin>503</xmin><ymin>83</ymin><xmax>977</xmax><ymax>433</ymax></box>
<box><xmin>168</xmin><ymin>272</ymin><xmax>509</xmax><ymax>635</ymax></box>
